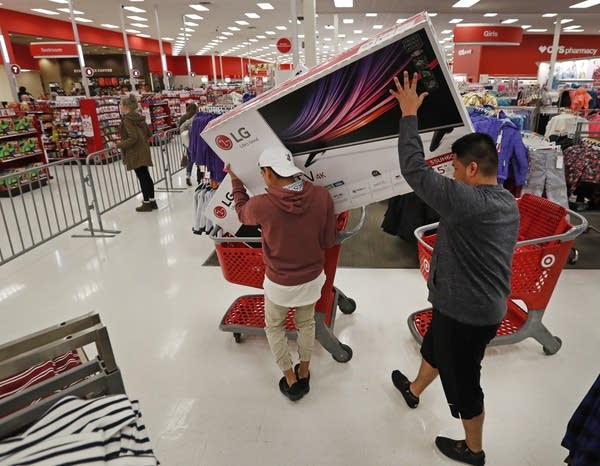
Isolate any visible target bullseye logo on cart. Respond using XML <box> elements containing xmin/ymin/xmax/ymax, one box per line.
<box><xmin>422</xmin><ymin>259</ymin><xmax>430</xmax><ymax>273</ymax></box>
<box><xmin>541</xmin><ymin>254</ymin><xmax>556</xmax><ymax>268</ymax></box>
<box><xmin>215</xmin><ymin>135</ymin><xmax>233</xmax><ymax>150</ymax></box>
<box><xmin>213</xmin><ymin>206</ymin><xmax>227</xmax><ymax>219</ymax></box>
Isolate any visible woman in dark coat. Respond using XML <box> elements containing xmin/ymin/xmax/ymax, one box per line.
<box><xmin>117</xmin><ymin>94</ymin><xmax>156</xmax><ymax>212</ymax></box>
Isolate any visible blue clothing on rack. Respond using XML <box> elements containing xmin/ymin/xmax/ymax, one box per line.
<box><xmin>189</xmin><ymin>112</ymin><xmax>226</xmax><ymax>182</ymax></box>
<box><xmin>469</xmin><ymin>111</ymin><xmax>529</xmax><ymax>186</ymax></box>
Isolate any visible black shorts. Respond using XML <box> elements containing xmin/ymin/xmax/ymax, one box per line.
<box><xmin>421</xmin><ymin>308</ymin><xmax>499</xmax><ymax>420</ymax></box>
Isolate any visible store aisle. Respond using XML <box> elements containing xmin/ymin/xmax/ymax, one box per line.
<box><xmin>1</xmin><ymin>183</ymin><xmax>599</xmax><ymax>466</ymax></box>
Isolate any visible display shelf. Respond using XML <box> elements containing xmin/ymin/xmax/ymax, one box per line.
<box><xmin>0</xmin><ymin>175</ymin><xmax>48</xmax><ymax>197</ymax></box>
<box><xmin>0</xmin><ymin>151</ymin><xmax>45</xmax><ymax>164</ymax></box>
<box><xmin>0</xmin><ymin>130</ymin><xmax>38</xmax><ymax>141</ymax></box>
<box><xmin>0</xmin><ymin>113</ymin><xmax>47</xmax><ymax>193</ymax></box>
<box><xmin>141</xmin><ymin>99</ymin><xmax>173</xmax><ymax>134</ymax></box>
<box><xmin>79</xmin><ymin>97</ymin><xmax>121</xmax><ymax>159</ymax></box>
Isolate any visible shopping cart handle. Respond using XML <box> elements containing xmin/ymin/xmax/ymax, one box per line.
<box><xmin>516</xmin><ymin>208</ymin><xmax>588</xmax><ymax>247</ymax></box>
<box><xmin>414</xmin><ymin>222</ymin><xmax>439</xmax><ymax>252</ymax></box>
<box><xmin>414</xmin><ymin>207</ymin><xmax>589</xmax><ymax>251</ymax></box>
<box><xmin>337</xmin><ymin>206</ymin><xmax>367</xmax><ymax>244</ymax></box>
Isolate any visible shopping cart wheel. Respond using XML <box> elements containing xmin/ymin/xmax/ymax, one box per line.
<box><xmin>233</xmin><ymin>333</ymin><xmax>242</xmax><ymax>343</ymax></box>
<box><xmin>331</xmin><ymin>343</ymin><xmax>353</xmax><ymax>363</ymax></box>
<box><xmin>543</xmin><ymin>336</ymin><xmax>562</xmax><ymax>355</ymax></box>
<box><xmin>338</xmin><ymin>297</ymin><xmax>357</xmax><ymax>314</ymax></box>
<box><xmin>568</xmin><ymin>248</ymin><xmax>579</xmax><ymax>265</ymax></box>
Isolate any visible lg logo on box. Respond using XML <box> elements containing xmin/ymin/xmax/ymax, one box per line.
<box><xmin>213</xmin><ymin>206</ymin><xmax>227</xmax><ymax>219</ymax></box>
<box><xmin>215</xmin><ymin>128</ymin><xmax>252</xmax><ymax>150</ymax></box>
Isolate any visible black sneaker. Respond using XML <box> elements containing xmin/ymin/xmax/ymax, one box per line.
<box><xmin>391</xmin><ymin>370</ymin><xmax>419</xmax><ymax>408</ymax></box>
<box><xmin>279</xmin><ymin>377</ymin><xmax>305</xmax><ymax>401</ymax></box>
<box><xmin>149</xmin><ymin>200</ymin><xmax>158</xmax><ymax>210</ymax></box>
<box><xmin>186</xmin><ymin>177</ymin><xmax>192</xmax><ymax>186</ymax></box>
<box><xmin>136</xmin><ymin>202</ymin><xmax>153</xmax><ymax>212</ymax></box>
<box><xmin>294</xmin><ymin>363</ymin><xmax>310</xmax><ymax>394</ymax></box>
<box><xmin>435</xmin><ymin>437</ymin><xmax>485</xmax><ymax>466</ymax></box>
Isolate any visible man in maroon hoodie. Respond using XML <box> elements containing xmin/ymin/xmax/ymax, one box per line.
<box><xmin>226</xmin><ymin>147</ymin><xmax>337</xmax><ymax>401</ymax></box>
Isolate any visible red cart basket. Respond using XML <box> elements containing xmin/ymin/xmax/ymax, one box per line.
<box><xmin>408</xmin><ymin>194</ymin><xmax>588</xmax><ymax>355</ymax></box>
<box><xmin>210</xmin><ymin>208</ymin><xmax>366</xmax><ymax>363</ymax></box>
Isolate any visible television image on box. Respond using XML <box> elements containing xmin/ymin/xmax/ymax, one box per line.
<box><xmin>258</xmin><ymin>28</ymin><xmax>463</xmax><ymax>156</ymax></box>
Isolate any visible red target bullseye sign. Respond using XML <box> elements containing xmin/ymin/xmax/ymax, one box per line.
<box><xmin>276</xmin><ymin>37</ymin><xmax>292</xmax><ymax>54</ymax></box>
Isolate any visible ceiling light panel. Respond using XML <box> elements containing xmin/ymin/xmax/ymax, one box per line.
<box><xmin>570</xmin><ymin>0</ymin><xmax>600</xmax><ymax>6</ymax></box>
<box><xmin>75</xmin><ymin>17</ymin><xmax>93</xmax><ymax>22</ymax></box>
<box><xmin>373</xmin><ymin>25</ymin><xmax>383</xmax><ymax>29</ymax></box>
<box><xmin>257</xmin><ymin>3</ymin><xmax>274</xmax><ymax>9</ymax></box>
<box><xmin>48</xmin><ymin>0</ymin><xmax>69</xmax><ymax>3</ymax></box>
<box><xmin>186</xmin><ymin>14</ymin><xmax>203</xmax><ymax>20</ymax></box>
<box><xmin>275</xmin><ymin>25</ymin><xmax>287</xmax><ymax>30</ymax></box>
<box><xmin>190</xmin><ymin>4</ymin><xmax>209</xmax><ymax>12</ymax></box>
<box><xmin>542</xmin><ymin>13</ymin><xmax>557</xmax><ymax>17</ymax></box>
<box><xmin>31</xmin><ymin>8</ymin><xmax>59</xmax><ymax>15</ymax></box>
<box><xmin>245</xmin><ymin>13</ymin><xmax>260</xmax><ymax>18</ymax></box>
<box><xmin>449</xmin><ymin>18</ymin><xmax>463</xmax><ymax>24</ymax></box>
<box><xmin>57</xmin><ymin>8</ymin><xmax>84</xmax><ymax>14</ymax></box>
<box><xmin>334</xmin><ymin>0</ymin><xmax>353</xmax><ymax>6</ymax></box>
<box><xmin>123</xmin><ymin>6</ymin><xmax>145</xmax><ymax>13</ymax></box>
<box><xmin>130</xmin><ymin>23</ymin><xmax>149</xmax><ymax>28</ymax></box>
<box><xmin>185</xmin><ymin>21</ymin><xmax>199</xmax><ymax>26</ymax></box>
<box><xmin>501</xmin><ymin>19</ymin><xmax>519</xmax><ymax>24</ymax></box>
<box><xmin>126</xmin><ymin>29</ymin><xmax>141</xmax><ymax>33</ymax></box>
<box><xmin>101</xmin><ymin>24</ymin><xmax>119</xmax><ymax>29</ymax></box>
<box><xmin>484</xmin><ymin>13</ymin><xmax>498</xmax><ymax>17</ymax></box>
<box><xmin>343</xmin><ymin>19</ymin><xmax>354</xmax><ymax>24</ymax></box>
<box><xmin>366</xmin><ymin>13</ymin><xmax>377</xmax><ymax>17</ymax></box>
<box><xmin>236</xmin><ymin>20</ymin><xmax>250</xmax><ymax>25</ymax></box>
<box><xmin>453</xmin><ymin>0</ymin><xmax>480</xmax><ymax>7</ymax></box>
<box><xmin>127</xmin><ymin>16</ymin><xmax>147</xmax><ymax>21</ymax></box>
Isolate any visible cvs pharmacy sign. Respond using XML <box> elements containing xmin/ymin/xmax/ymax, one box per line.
<box><xmin>538</xmin><ymin>45</ymin><xmax>598</xmax><ymax>56</ymax></box>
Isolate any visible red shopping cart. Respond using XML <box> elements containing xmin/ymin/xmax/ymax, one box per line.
<box><xmin>210</xmin><ymin>207</ymin><xmax>366</xmax><ymax>363</ymax></box>
<box><xmin>407</xmin><ymin>194</ymin><xmax>588</xmax><ymax>355</ymax></box>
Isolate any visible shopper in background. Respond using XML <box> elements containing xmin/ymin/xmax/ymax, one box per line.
<box><xmin>117</xmin><ymin>94</ymin><xmax>157</xmax><ymax>212</ymax></box>
<box><xmin>389</xmin><ymin>72</ymin><xmax>519</xmax><ymax>466</ymax></box>
<box><xmin>178</xmin><ymin>102</ymin><xmax>198</xmax><ymax>186</ymax></box>
<box><xmin>226</xmin><ymin>149</ymin><xmax>337</xmax><ymax>402</ymax></box>
<box><xmin>17</xmin><ymin>86</ymin><xmax>34</xmax><ymax>103</ymax></box>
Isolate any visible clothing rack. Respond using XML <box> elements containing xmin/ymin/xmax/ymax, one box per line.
<box><xmin>199</xmin><ymin>104</ymin><xmax>235</xmax><ymax>115</ymax></box>
<box><xmin>574</xmin><ymin>121</ymin><xmax>600</xmax><ymax>144</ymax></box>
<box><xmin>0</xmin><ymin>313</ymin><xmax>126</xmax><ymax>439</ymax></box>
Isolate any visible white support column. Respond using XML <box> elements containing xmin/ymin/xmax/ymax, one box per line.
<box><xmin>154</xmin><ymin>4</ymin><xmax>170</xmax><ymax>90</ymax></box>
<box><xmin>68</xmin><ymin>0</ymin><xmax>90</xmax><ymax>97</ymax></box>
<box><xmin>119</xmin><ymin>4</ymin><xmax>136</xmax><ymax>90</ymax></box>
<box><xmin>303</xmin><ymin>0</ymin><xmax>316</xmax><ymax>67</ymax></box>
<box><xmin>182</xmin><ymin>17</ymin><xmax>192</xmax><ymax>89</ymax></box>
<box><xmin>546</xmin><ymin>15</ymin><xmax>562</xmax><ymax>89</ymax></box>
<box><xmin>211</xmin><ymin>54</ymin><xmax>217</xmax><ymax>84</ymax></box>
<box><xmin>290</xmin><ymin>0</ymin><xmax>299</xmax><ymax>69</ymax></box>
<box><xmin>334</xmin><ymin>14</ymin><xmax>340</xmax><ymax>54</ymax></box>
<box><xmin>0</xmin><ymin>25</ymin><xmax>18</xmax><ymax>102</ymax></box>
<box><xmin>219</xmin><ymin>53</ymin><xmax>224</xmax><ymax>83</ymax></box>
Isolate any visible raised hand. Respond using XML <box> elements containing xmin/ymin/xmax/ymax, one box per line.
<box><xmin>389</xmin><ymin>71</ymin><xmax>429</xmax><ymax>117</ymax></box>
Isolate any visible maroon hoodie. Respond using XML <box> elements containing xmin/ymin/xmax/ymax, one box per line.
<box><xmin>232</xmin><ymin>177</ymin><xmax>337</xmax><ymax>286</ymax></box>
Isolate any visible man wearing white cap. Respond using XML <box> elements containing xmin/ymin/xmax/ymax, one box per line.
<box><xmin>226</xmin><ymin>147</ymin><xmax>337</xmax><ymax>402</ymax></box>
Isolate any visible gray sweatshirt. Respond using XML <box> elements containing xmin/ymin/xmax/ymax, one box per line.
<box><xmin>398</xmin><ymin>116</ymin><xmax>519</xmax><ymax>326</ymax></box>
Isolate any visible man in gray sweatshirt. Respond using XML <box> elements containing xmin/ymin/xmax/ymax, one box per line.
<box><xmin>389</xmin><ymin>72</ymin><xmax>519</xmax><ymax>466</ymax></box>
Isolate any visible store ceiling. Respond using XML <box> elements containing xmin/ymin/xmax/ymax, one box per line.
<box><xmin>2</xmin><ymin>0</ymin><xmax>600</xmax><ymax>63</ymax></box>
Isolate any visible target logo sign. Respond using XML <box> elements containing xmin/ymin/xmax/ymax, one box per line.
<box><xmin>541</xmin><ymin>254</ymin><xmax>556</xmax><ymax>268</ymax></box>
<box><xmin>422</xmin><ymin>259</ymin><xmax>430</xmax><ymax>274</ymax></box>
<box><xmin>10</xmin><ymin>64</ymin><xmax>21</xmax><ymax>76</ymax></box>
<box><xmin>215</xmin><ymin>135</ymin><xmax>233</xmax><ymax>150</ymax></box>
<box><xmin>213</xmin><ymin>206</ymin><xmax>227</xmax><ymax>219</ymax></box>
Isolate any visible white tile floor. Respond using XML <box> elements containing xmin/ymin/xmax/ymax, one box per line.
<box><xmin>1</xmin><ymin>178</ymin><xmax>599</xmax><ymax>466</ymax></box>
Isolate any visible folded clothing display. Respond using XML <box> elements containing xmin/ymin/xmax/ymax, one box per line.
<box><xmin>0</xmin><ymin>395</ymin><xmax>159</xmax><ymax>465</ymax></box>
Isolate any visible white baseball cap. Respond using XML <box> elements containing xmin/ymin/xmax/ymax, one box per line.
<box><xmin>258</xmin><ymin>147</ymin><xmax>303</xmax><ymax>177</ymax></box>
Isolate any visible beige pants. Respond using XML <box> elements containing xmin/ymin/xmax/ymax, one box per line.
<box><xmin>264</xmin><ymin>295</ymin><xmax>316</xmax><ymax>372</ymax></box>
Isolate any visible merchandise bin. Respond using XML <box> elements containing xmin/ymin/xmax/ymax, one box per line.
<box><xmin>407</xmin><ymin>194</ymin><xmax>588</xmax><ymax>355</ymax></box>
<box><xmin>210</xmin><ymin>207</ymin><xmax>366</xmax><ymax>363</ymax></box>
